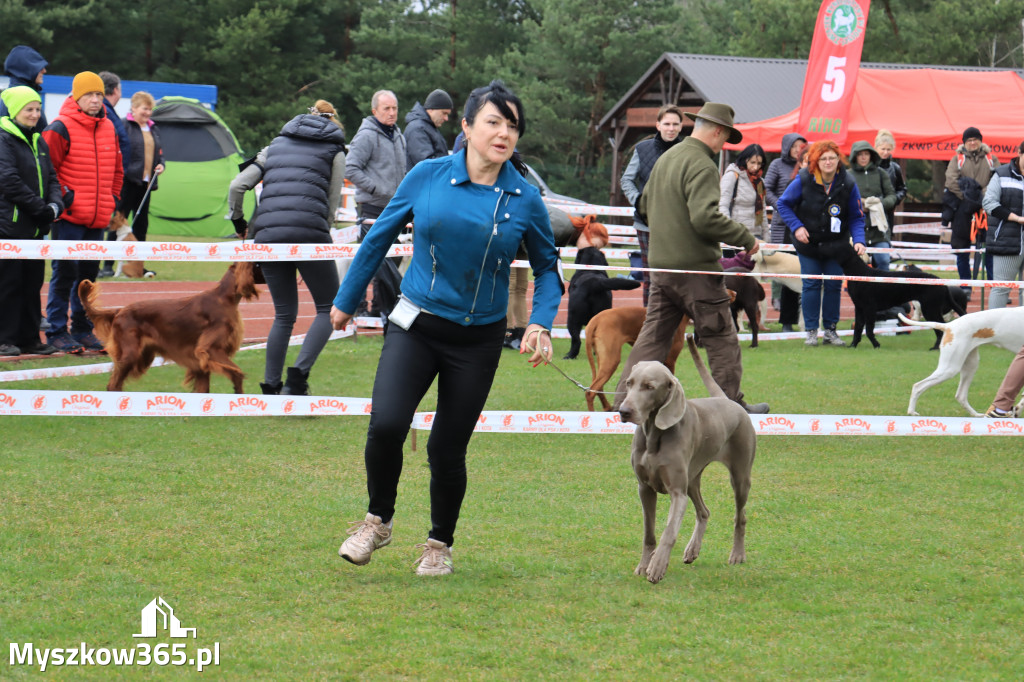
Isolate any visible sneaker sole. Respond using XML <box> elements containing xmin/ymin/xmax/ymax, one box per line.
<box><xmin>338</xmin><ymin>535</ymin><xmax>391</xmax><ymax>565</ymax></box>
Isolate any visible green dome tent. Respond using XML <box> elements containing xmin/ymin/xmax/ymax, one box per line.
<box><xmin>148</xmin><ymin>96</ymin><xmax>254</xmax><ymax>237</ymax></box>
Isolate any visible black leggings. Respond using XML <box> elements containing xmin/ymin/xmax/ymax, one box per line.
<box><xmin>364</xmin><ymin>312</ymin><xmax>505</xmax><ymax>546</ymax></box>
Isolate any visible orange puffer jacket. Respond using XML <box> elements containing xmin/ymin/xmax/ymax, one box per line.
<box><xmin>42</xmin><ymin>96</ymin><xmax>123</xmax><ymax>228</ymax></box>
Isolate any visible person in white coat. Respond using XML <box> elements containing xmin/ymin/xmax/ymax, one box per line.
<box><xmin>719</xmin><ymin>143</ymin><xmax>767</xmax><ymax>240</ymax></box>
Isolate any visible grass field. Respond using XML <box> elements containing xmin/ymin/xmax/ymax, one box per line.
<box><xmin>2</xmin><ymin>325</ymin><xmax>1022</xmax><ymax>679</ymax></box>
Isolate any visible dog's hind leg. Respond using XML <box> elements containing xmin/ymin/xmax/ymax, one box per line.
<box><xmin>728</xmin><ymin>465</ymin><xmax>752</xmax><ymax>565</ymax></box>
<box><xmin>954</xmin><ymin>347</ymin><xmax>983</xmax><ymax>416</ymax></box>
<box><xmin>634</xmin><ymin>482</ymin><xmax>658</xmax><ymax>577</ymax></box>
<box><xmin>682</xmin><ymin>472</ymin><xmax>710</xmax><ymax>564</ymax></box>
<box><xmin>646</xmin><ymin>490</ymin><xmax>688</xmax><ymax>584</ymax></box>
<box><xmin>564</xmin><ymin>314</ymin><xmax>583</xmax><ymax>360</ymax></box>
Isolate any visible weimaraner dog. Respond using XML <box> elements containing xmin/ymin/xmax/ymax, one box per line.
<box><xmin>617</xmin><ymin>338</ymin><xmax>757</xmax><ymax>584</ymax></box>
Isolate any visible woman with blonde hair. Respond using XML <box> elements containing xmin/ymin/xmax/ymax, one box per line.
<box><xmin>121</xmin><ymin>91</ymin><xmax>164</xmax><ymax>246</ymax></box>
<box><xmin>229</xmin><ymin>99</ymin><xmax>347</xmax><ymax>395</ymax></box>
<box><xmin>776</xmin><ymin>140</ymin><xmax>866</xmax><ymax>347</ymax></box>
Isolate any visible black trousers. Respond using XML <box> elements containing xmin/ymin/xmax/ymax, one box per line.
<box><xmin>0</xmin><ymin>257</ymin><xmax>44</xmax><ymax>347</ymax></box>
<box><xmin>778</xmin><ymin>286</ymin><xmax>801</xmax><ymax>326</ymax></box>
<box><xmin>364</xmin><ymin>312</ymin><xmax>505</xmax><ymax>547</ymax></box>
<box><xmin>357</xmin><ymin>203</ymin><xmax>404</xmax><ymax>316</ymax></box>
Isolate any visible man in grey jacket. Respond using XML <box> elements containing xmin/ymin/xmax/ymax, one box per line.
<box><xmin>346</xmin><ymin>90</ymin><xmax>407</xmax><ymax>316</ymax></box>
<box><xmin>404</xmin><ymin>88</ymin><xmax>452</xmax><ymax>171</ymax></box>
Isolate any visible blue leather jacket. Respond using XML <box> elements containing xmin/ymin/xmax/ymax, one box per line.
<box><xmin>334</xmin><ymin>151</ymin><xmax>562</xmax><ymax>327</ymax></box>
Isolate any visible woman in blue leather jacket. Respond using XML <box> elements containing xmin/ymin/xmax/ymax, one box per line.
<box><xmin>332</xmin><ymin>80</ymin><xmax>562</xmax><ymax>576</ymax></box>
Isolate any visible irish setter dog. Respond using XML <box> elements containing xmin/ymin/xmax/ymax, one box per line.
<box><xmin>79</xmin><ymin>262</ymin><xmax>260</xmax><ymax>392</ymax></box>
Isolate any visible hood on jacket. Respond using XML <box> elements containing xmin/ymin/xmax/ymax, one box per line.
<box><xmin>356</xmin><ymin>114</ymin><xmax>400</xmax><ymax>138</ymax></box>
<box><xmin>280</xmin><ymin>113</ymin><xmax>346</xmax><ymax>147</ymax></box>
<box><xmin>780</xmin><ymin>132</ymin><xmax>807</xmax><ymax>161</ymax></box>
<box><xmin>57</xmin><ymin>94</ymin><xmax>108</xmax><ymax>126</ymax></box>
<box><xmin>956</xmin><ymin>142</ymin><xmax>993</xmax><ymax>158</ymax></box>
<box><xmin>850</xmin><ymin>140</ymin><xmax>880</xmax><ymax>169</ymax></box>
<box><xmin>404</xmin><ymin>102</ymin><xmax>432</xmax><ymax>126</ymax></box>
<box><xmin>3</xmin><ymin>46</ymin><xmax>46</xmax><ymax>89</ymax></box>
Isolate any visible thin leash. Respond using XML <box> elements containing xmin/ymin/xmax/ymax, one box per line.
<box><xmin>128</xmin><ymin>174</ymin><xmax>159</xmax><ymax>231</ymax></box>
<box><xmin>529</xmin><ymin>330</ymin><xmax>620</xmax><ymax>397</ymax></box>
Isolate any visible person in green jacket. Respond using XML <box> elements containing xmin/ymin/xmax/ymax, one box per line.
<box><xmin>848</xmin><ymin>140</ymin><xmax>897</xmax><ymax>269</ymax></box>
<box><xmin>612</xmin><ymin>102</ymin><xmax>769</xmax><ymax>415</ymax></box>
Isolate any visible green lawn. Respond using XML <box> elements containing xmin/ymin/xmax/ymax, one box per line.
<box><xmin>2</xmin><ymin>331</ymin><xmax>1022</xmax><ymax>679</ymax></box>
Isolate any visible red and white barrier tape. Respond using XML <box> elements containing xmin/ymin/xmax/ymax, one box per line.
<box><xmin>0</xmin><ymin>240</ymin><xmax>413</xmax><ymax>261</ymax></box>
<box><xmin>412</xmin><ymin>410</ymin><xmax>1023</xmax><ymax>436</ymax></box>
<box><xmin>3</xmin><ymin>388</ymin><xmax>1014</xmax><ymax>435</ymax></box>
<box><xmin>0</xmin><ymin>389</ymin><xmax>371</xmax><ymax>417</ymax></box>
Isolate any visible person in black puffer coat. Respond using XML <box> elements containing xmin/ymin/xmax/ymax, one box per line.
<box><xmin>234</xmin><ymin>100</ymin><xmax>347</xmax><ymax>395</ymax></box>
<box><xmin>0</xmin><ymin>86</ymin><xmax>63</xmax><ymax>356</ymax></box>
<box><xmin>982</xmin><ymin>141</ymin><xmax>1024</xmax><ymax>309</ymax></box>
<box><xmin>764</xmin><ymin>132</ymin><xmax>807</xmax><ymax>331</ymax></box>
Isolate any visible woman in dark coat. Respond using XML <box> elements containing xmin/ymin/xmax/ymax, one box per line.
<box><xmin>121</xmin><ymin>91</ymin><xmax>164</xmax><ymax>245</ymax></box>
<box><xmin>231</xmin><ymin>100</ymin><xmax>347</xmax><ymax>396</ymax></box>
<box><xmin>0</xmin><ymin>86</ymin><xmax>63</xmax><ymax>355</ymax></box>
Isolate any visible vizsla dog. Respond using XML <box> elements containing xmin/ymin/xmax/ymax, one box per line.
<box><xmin>79</xmin><ymin>262</ymin><xmax>259</xmax><ymax>392</ymax></box>
<box><xmin>618</xmin><ymin>338</ymin><xmax>756</xmax><ymax>584</ymax></box>
<box><xmin>899</xmin><ymin>306</ymin><xmax>1024</xmax><ymax>416</ymax></box>
<box><xmin>583</xmin><ymin>307</ymin><xmax>689</xmax><ymax>412</ymax></box>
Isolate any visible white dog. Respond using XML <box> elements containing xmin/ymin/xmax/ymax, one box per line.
<box><xmin>899</xmin><ymin>306</ymin><xmax>1024</xmax><ymax>416</ymax></box>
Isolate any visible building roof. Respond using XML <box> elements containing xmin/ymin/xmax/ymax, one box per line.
<box><xmin>599</xmin><ymin>53</ymin><xmax>1024</xmax><ymax>130</ymax></box>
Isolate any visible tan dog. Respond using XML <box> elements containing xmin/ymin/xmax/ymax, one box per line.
<box><xmin>749</xmin><ymin>247</ymin><xmax>801</xmax><ymax>294</ymax></box>
<box><xmin>583</xmin><ymin>307</ymin><xmax>689</xmax><ymax>412</ymax></box>
<box><xmin>618</xmin><ymin>338</ymin><xmax>757</xmax><ymax>584</ymax></box>
<box><xmin>108</xmin><ymin>211</ymin><xmax>146</xmax><ymax>278</ymax></box>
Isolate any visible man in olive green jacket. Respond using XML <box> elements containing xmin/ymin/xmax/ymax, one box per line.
<box><xmin>613</xmin><ymin>102</ymin><xmax>769</xmax><ymax>414</ymax></box>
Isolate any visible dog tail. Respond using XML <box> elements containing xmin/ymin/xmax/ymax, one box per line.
<box><xmin>686</xmin><ymin>335</ymin><xmax>727</xmax><ymax>399</ymax></box>
<box><xmin>77</xmin><ymin>280</ymin><xmax>117</xmax><ymax>343</ymax></box>
<box><xmin>594</xmin><ymin>277</ymin><xmax>642</xmax><ymax>292</ymax></box>
<box><xmin>897</xmin><ymin>312</ymin><xmax>946</xmax><ymax>330</ymax></box>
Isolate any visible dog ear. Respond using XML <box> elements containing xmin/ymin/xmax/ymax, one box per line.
<box><xmin>654</xmin><ymin>375</ymin><xmax>687</xmax><ymax>430</ymax></box>
<box><xmin>233</xmin><ymin>262</ymin><xmax>260</xmax><ymax>300</ymax></box>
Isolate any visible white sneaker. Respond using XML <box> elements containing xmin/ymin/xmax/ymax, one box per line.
<box><xmin>339</xmin><ymin>513</ymin><xmax>392</xmax><ymax>565</ymax></box>
<box><xmin>805</xmin><ymin>329</ymin><xmax>818</xmax><ymax>346</ymax></box>
<box><xmin>822</xmin><ymin>328</ymin><xmax>846</xmax><ymax>346</ymax></box>
<box><xmin>414</xmin><ymin>538</ymin><xmax>454</xmax><ymax>576</ymax></box>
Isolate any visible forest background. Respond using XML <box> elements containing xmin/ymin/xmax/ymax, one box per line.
<box><xmin>2</xmin><ymin>0</ymin><xmax>1022</xmax><ymax>205</ymax></box>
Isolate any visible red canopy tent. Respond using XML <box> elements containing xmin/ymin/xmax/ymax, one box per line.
<box><xmin>726</xmin><ymin>68</ymin><xmax>1024</xmax><ymax>161</ymax></box>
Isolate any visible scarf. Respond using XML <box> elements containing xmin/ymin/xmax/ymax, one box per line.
<box><xmin>373</xmin><ymin>117</ymin><xmax>396</xmax><ymax>140</ymax></box>
<box><xmin>652</xmin><ymin>132</ymin><xmax>681</xmax><ymax>155</ymax></box>
<box><xmin>746</xmin><ymin>167</ymin><xmax>765</xmax><ymax>226</ymax></box>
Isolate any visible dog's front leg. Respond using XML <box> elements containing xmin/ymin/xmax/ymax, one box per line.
<box><xmin>646</xmin><ymin>490</ymin><xmax>688</xmax><ymax>584</ymax></box>
<box><xmin>635</xmin><ymin>482</ymin><xmax>657</xmax><ymax>577</ymax></box>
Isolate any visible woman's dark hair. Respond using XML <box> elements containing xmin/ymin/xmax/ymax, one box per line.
<box><xmin>463</xmin><ymin>80</ymin><xmax>525</xmax><ymax>137</ymax></box>
<box><xmin>736</xmin><ymin>144</ymin><xmax>766</xmax><ymax>170</ymax></box>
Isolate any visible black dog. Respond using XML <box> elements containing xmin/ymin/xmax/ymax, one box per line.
<box><xmin>563</xmin><ymin>246</ymin><xmax>640</xmax><ymax>359</ymax></box>
<box><xmin>724</xmin><ymin>268</ymin><xmax>765</xmax><ymax>348</ymax></box>
<box><xmin>835</xmin><ymin>244</ymin><xmax>967</xmax><ymax>349</ymax></box>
